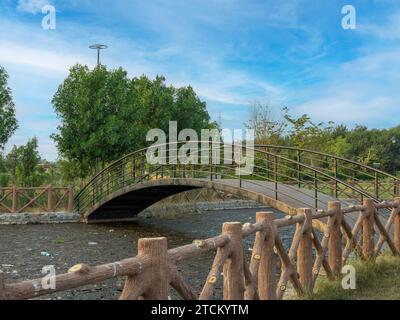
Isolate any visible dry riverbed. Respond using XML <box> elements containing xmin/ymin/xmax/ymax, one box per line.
<box><xmin>0</xmin><ymin>207</ymin><xmax>295</xmax><ymax>300</ymax></box>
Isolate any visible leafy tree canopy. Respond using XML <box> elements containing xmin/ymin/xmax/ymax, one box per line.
<box><xmin>51</xmin><ymin>64</ymin><xmax>213</xmax><ymax>178</ymax></box>
<box><xmin>246</xmin><ymin>103</ymin><xmax>400</xmax><ymax>174</ymax></box>
<box><xmin>4</xmin><ymin>137</ymin><xmax>45</xmax><ymax>187</ymax></box>
<box><xmin>0</xmin><ymin>66</ymin><xmax>18</xmax><ymax>149</ymax></box>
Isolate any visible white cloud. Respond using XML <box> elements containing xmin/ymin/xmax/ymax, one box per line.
<box><xmin>361</xmin><ymin>11</ymin><xmax>400</xmax><ymax>40</ymax></box>
<box><xmin>0</xmin><ymin>41</ymin><xmax>88</xmax><ymax>74</ymax></box>
<box><xmin>17</xmin><ymin>0</ymin><xmax>51</xmax><ymax>14</ymax></box>
<box><xmin>293</xmin><ymin>47</ymin><xmax>400</xmax><ymax>128</ymax></box>
<box><xmin>4</xmin><ymin>1</ymin><xmax>400</xmax><ymax>159</ymax></box>
<box><xmin>168</xmin><ymin>58</ymin><xmax>287</xmax><ymax>106</ymax></box>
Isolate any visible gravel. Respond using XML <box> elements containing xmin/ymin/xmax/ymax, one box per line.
<box><xmin>0</xmin><ymin>208</ymin><xmax>294</xmax><ymax>300</ymax></box>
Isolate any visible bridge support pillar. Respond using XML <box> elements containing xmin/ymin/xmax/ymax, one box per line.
<box><xmin>328</xmin><ymin>201</ymin><xmax>342</xmax><ymax>275</ymax></box>
<box><xmin>362</xmin><ymin>199</ymin><xmax>376</xmax><ymax>259</ymax></box>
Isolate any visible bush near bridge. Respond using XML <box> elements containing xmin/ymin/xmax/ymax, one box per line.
<box><xmin>246</xmin><ymin>103</ymin><xmax>400</xmax><ymax>176</ymax></box>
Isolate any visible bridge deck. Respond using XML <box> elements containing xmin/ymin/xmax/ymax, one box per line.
<box><xmin>205</xmin><ymin>179</ymin><xmax>359</xmax><ymax>225</ymax></box>
<box><xmin>214</xmin><ymin>179</ymin><xmax>353</xmax><ymax>209</ymax></box>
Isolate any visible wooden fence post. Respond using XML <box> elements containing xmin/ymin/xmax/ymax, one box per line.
<box><xmin>394</xmin><ymin>197</ymin><xmax>400</xmax><ymax>253</ymax></box>
<box><xmin>12</xmin><ymin>186</ymin><xmax>18</xmax><ymax>213</ymax></box>
<box><xmin>328</xmin><ymin>201</ymin><xmax>343</xmax><ymax>275</ymax></box>
<box><xmin>257</xmin><ymin>212</ymin><xmax>277</xmax><ymax>300</ymax></box>
<box><xmin>222</xmin><ymin>222</ymin><xmax>244</xmax><ymax>300</ymax></box>
<box><xmin>67</xmin><ymin>186</ymin><xmax>74</xmax><ymax>212</ymax></box>
<box><xmin>120</xmin><ymin>237</ymin><xmax>169</xmax><ymax>300</ymax></box>
<box><xmin>362</xmin><ymin>199</ymin><xmax>376</xmax><ymax>259</ymax></box>
<box><xmin>297</xmin><ymin>208</ymin><xmax>313</xmax><ymax>295</ymax></box>
<box><xmin>47</xmin><ymin>186</ymin><xmax>53</xmax><ymax>212</ymax></box>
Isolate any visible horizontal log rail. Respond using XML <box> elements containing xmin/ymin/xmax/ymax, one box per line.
<box><xmin>0</xmin><ymin>186</ymin><xmax>74</xmax><ymax>213</ymax></box>
<box><xmin>1</xmin><ymin>197</ymin><xmax>399</xmax><ymax>300</ymax></box>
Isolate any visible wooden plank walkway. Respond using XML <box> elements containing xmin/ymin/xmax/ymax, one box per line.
<box><xmin>207</xmin><ymin>179</ymin><xmax>360</xmax><ymax>226</ymax></box>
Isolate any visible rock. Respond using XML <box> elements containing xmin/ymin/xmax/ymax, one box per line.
<box><xmin>0</xmin><ymin>212</ymin><xmax>81</xmax><ymax>225</ymax></box>
<box><xmin>138</xmin><ymin>200</ymin><xmax>267</xmax><ymax>219</ymax></box>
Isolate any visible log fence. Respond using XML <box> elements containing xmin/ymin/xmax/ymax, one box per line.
<box><xmin>0</xmin><ymin>197</ymin><xmax>399</xmax><ymax>300</ymax></box>
<box><xmin>0</xmin><ymin>186</ymin><xmax>74</xmax><ymax>213</ymax></box>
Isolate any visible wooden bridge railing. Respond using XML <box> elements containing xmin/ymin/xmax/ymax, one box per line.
<box><xmin>1</xmin><ymin>198</ymin><xmax>399</xmax><ymax>300</ymax></box>
<box><xmin>0</xmin><ymin>186</ymin><xmax>74</xmax><ymax>213</ymax></box>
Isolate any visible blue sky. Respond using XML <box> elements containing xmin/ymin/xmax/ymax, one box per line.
<box><xmin>1</xmin><ymin>0</ymin><xmax>400</xmax><ymax>160</ymax></box>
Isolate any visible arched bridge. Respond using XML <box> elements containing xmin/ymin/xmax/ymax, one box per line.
<box><xmin>75</xmin><ymin>142</ymin><xmax>400</xmax><ymax>223</ymax></box>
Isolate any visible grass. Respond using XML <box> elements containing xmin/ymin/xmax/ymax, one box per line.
<box><xmin>304</xmin><ymin>254</ymin><xmax>400</xmax><ymax>300</ymax></box>
<box><xmin>53</xmin><ymin>238</ymin><xmax>65</xmax><ymax>244</ymax></box>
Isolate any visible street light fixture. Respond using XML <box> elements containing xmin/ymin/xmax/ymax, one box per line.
<box><xmin>89</xmin><ymin>44</ymin><xmax>108</xmax><ymax>67</ymax></box>
<box><xmin>89</xmin><ymin>44</ymin><xmax>108</xmax><ymax>176</ymax></box>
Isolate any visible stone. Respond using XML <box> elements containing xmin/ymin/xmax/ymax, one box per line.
<box><xmin>0</xmin><ymin>212</ymin><xmax>81</xmax><ymax>225</ymax></box>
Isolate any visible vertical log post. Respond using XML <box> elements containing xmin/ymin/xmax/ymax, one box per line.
<box><xmin>47</xmin><ymin>186</ymin><xmax>53</xmax><ymax>212</ymax></box>
<box><xmin>257</xmin><ymin>212</ymin><xmax>277</xmax><ymax>300</ymax></box>
<box><xmin>328</xmin><ymin>201</ymin><xmax>343</xmax><ymax>275</ymax></box>
<box><xmin>12</xmin><ymin>186</ymin><xmax>18</xmax><ymax>213</ymax></box>
<box><xmin>297</xmin><ymin>208</ymin><xmax>313</xmax><ymax>295</ymax></box>
<box><xmin>120</xmin><ymin>237</ymin><xmax>169</xmax><ymax>300</ymax></box>
<box><xmin>222</xmin><ymin>222</ymin><xmax>244</xmax><ymax>300</ymax></box>
<box><xmin>362</xmin><ymin>199</ymin><xmax>376</xmax><ymax>259</ymax></box>
<box><xmin>67</xmin><ymin>186</ymin><xmax>74</xmax><ymax>212</ymax></box>
<box><xmin>394</xmin><ymin>197</ymin><xmax>400</xmax><ymax>253</ymax></box>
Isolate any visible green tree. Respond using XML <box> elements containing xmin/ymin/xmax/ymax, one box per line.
<box><xmin>344</xmin><ymin>126</ymin><xmax>379</xmax><ymax>165</ymax></box>
<box><xmin>58</xmin><ymin>158</ymin><xmax>83</xmax><ymax>185</ymax></box>
<box><xmin>324</xmin><ymin>136</ymin><xmax>351</xmax><ymax>158</ymax></box>
<box><xmin>52</xmin><ymin>64</ymin><xmax>213</xmax><ymax>178</ymax></box>
<box><xmin>0</xmin><ymin>154</ymin><xmax>10</xmax><ymax>186</ymax></box>
<box><xmin>6</xmin><ymin>137</ymin><xmax>44</xmax><ymax>187</ymax></box>
<box><xmin>284</xmin><ymin>111</ymin><xmax>334</xmax><ymax>150</ymax></box>
<box><xmin>386</xmin><ymin>126</ymin><xmax>400</xmax><ymax>174</ymax></box>
<box><xmin>0</xmin><ymin>66</ymin><xmax>18</xmax><ymax>149</ymax></box>
<box><xmin>245</xmin><ymin>103</ymin><xmax>287</xmax><ymax>145</ymax></box>
<box><xmin>51</xmin><ymin>65</ymin><xmax>135</xmax><ymax>176</ymax></box>
<box><xmin>5</xmin><ymin>145</ymin><xmax>19</xmax><ymax>184</ymax></box>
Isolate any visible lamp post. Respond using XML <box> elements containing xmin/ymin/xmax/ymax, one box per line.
<box><xmin>89</xmin><ymin>44</ymin><xmax>108</xmax><ymax>178</ymax></box>
<box><xmin>89</xmin><ymin>44</ymin><xmax>108</xmax><ymax>67</ymax></box>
